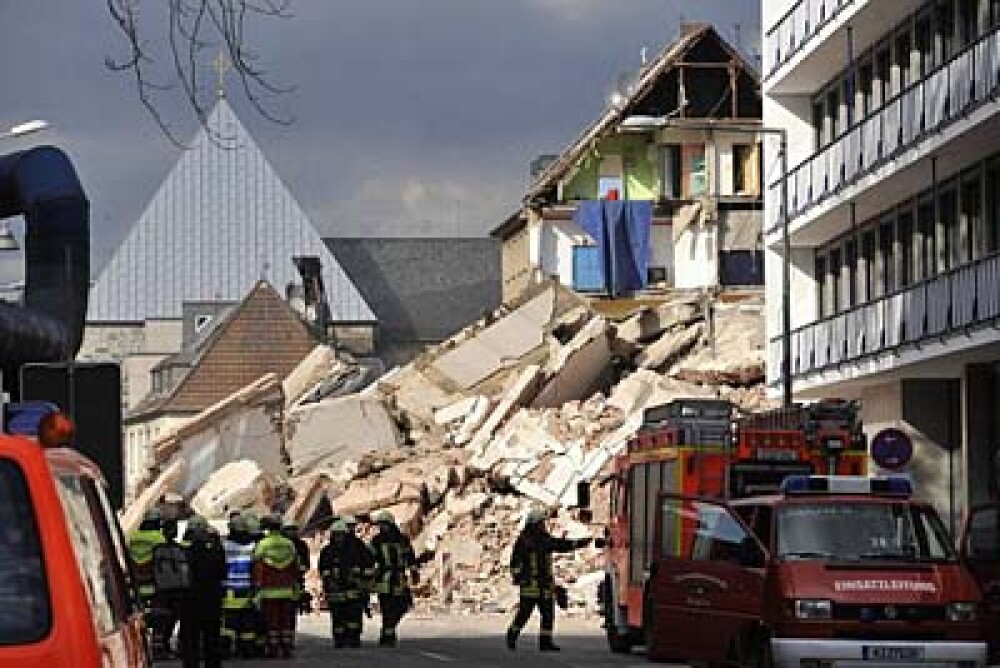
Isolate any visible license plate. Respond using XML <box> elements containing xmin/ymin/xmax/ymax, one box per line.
<box><xmin>862</xmin><ymin>645</ymin><xmax>925</xmax><ymax>661</ymax></box>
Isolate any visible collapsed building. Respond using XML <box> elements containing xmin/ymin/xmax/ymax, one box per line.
<box><xmin>123</xmin><ymin>280</ymin><xmax>770</xmax><ymax>613</ymax></box>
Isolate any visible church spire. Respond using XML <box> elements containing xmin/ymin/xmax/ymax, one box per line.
<box><xmin>213</xmin><ymin>51</ymin><xmax>229</xmax><ymax>99</ymax></box>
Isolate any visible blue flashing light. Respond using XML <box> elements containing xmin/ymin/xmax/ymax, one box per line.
<box><xmin>4</xmin><ymin>401</ymin><xmax>60</xmax><ymax>437</ymax></box>
<box><xmin>782</xmin><ymin>475</ymin><xmax>913</xmax><ymax>497</ymax></box>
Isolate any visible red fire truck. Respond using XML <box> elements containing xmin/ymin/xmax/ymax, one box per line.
<box><xmin>599</xmin><ymin>397</ymin><xmax>868</xmax><ymax>654</ymax></box>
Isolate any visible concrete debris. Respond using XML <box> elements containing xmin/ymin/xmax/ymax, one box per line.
<box><xmin>285</xmin><ymin>394</ymin><xmax>400</xmax><ymax>477</ymax></box>
<box><xmin>124</xmin><ymin>285</ymin><xmax>770</xmax><ymax>614</ymax></box>
<box><xmin>190</xmin><ymin>460</ymin><xmax>274</xmax><ymax>519</ymax></box>
<box><xmin>635</xmin><ymin>322</ymin><xmax>705</xmax><ymax>371</ymax></box>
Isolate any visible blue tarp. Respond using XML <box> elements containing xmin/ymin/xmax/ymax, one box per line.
<box><xmin>574</xmin><ymin>200</ymin><xmax>651</xmax><ymax>296</ymax></box>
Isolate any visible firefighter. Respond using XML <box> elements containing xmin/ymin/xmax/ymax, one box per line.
<box><xmin>221</xmin><ymin>513</ymin><xmax>257</xmax><ymax>658</ymax></box>
<box><xmin>179</xmin><ymin>515</ymin><xmax>227</xmax><ymax>668</ymax></box>
<box><xmin>150</xmin><ymin>518</ymin><xmax>189</xmax><ymax>659</ymax></box>
<box><xmin>318</xmin><ymin>519</ymin><xmax>375</xmax><ymax>648</ymax></box>
<box><xmin>370</xmin><ymin>511</ymin><xmax>418</xmax><ymax>647</ymax></box>
<box><xmin>282</xmin><ymin>522</ymin><xmax>311</xmax><ymax>615</ymax></box>
<box><xmin>253</xmin><ymin>515</ymin><xmax>300</xmax><ymax>658</ymax></box>
<box><xmin>343</xmin><ymin>515</ymin><xmax>375</xmax><ymax>630</ymax></box>
<box><xmin>506</xmin><ymin>508</ymin><xmax>592</xmax><ymax>652</ymax></box>
<box><xmin>127</xmin><ymin>509</ymin><xmax>165</xmax><ymax>653</ymax></box>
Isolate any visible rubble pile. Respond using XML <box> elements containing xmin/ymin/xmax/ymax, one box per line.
<box><xmin>126</xmin><ymin>283</ymin><xmax>773</xmax><ymax>613</ymax></box>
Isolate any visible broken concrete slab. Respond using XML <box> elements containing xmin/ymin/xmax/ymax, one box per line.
<box><xmin>121</xmin><ymin>459</ymin><xmax>186</xmax><ymax>534</ymax></box>
<box><xmin>533</xmin><ymin>316</ymin><xmax>613</xmax><ymax>408</ymax></box>
<box><xmin>672</xmin><ymin>309</ymin><xmax>765</xmax><ymax>386</ymax></box>
<box><xmin>635</xmin><ymin>322</ymin><xmax>705</xmax><ymax>371</ymax></box>
<box><xmin>331</xmin><ymin>478</ymin><xmax>423</xmax><ymax>517</ymax></box>
<box><xmin>384</xmin><ymin>501</ymin><xmax>423</xmax><ymax>537</ymax></box>
<box><xmin>466</xmin><ymin>365</ymin><xmax>543</xmax><ymax>461</ymax></box>
<box><xmin>607</xmin><ymin>369</ymin><xmax>660</xmax><ymax>415</ymax></box>
<box><xmin>614</xmin><ymin>300</ymin><xmax>702</xmax><ymax>345</ymax></box>
<box><xmin>434</xmin><ymin>396</ymin><xmax>480</xmax><ymax>426</ymax></box>
<box><xmin>190</xmin><ymin>460</ymin><xmax>274</xmax><ymax>519</ymax></box>
<box><xmin>285</xmin><ymin>394</ymin><xmax>400</xmax><ymax>477</ymax></box>
<box><xmin>432</xmin><ymin>287</ymin><xmax>554</xmax><ymax>390</ymax></box>
<box><xmin>452</xmin><ymin>396</ymin><xmax>491</xmax><ymax>446</ymax></box>
<box><xmin>282</xmin><ymin>345</ymin><xmax>339</xmax><ymax>407</ymax></box>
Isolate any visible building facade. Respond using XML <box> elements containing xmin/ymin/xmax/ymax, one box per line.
<box><xmin>494</xmin><ymin>24</ymin><xmax>765</xmax><ymax>305</ymax></box>
<box><xmin>763</xmin><ymin>0</ymin><xmax>1000</xmax><ymax>528</ymax></box>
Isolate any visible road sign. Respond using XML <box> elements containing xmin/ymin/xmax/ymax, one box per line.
<box><xmin>871</xmin><ymin>428</ymin><xmax>914</xmax><ymax>471</ymax></box>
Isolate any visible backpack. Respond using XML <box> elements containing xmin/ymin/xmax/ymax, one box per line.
<box><xmin>152</xmin><ymin>542</ymin><xmax>192</xmax><ymax>593</ymax></box>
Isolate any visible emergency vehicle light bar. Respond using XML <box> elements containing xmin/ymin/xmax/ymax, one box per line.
<box><xmin>781</xmin><ymin>475</ymin><xmax>912</xmax><ymax>498</ymax></box>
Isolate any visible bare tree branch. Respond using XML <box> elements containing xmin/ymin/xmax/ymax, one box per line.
<box><xmin>105</xmin><ymin>0</ymin><xmax>295</xmax><ymax>147</ymax></box>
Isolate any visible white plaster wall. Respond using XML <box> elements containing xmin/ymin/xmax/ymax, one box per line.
<box><xmin>674</xmin><ymin>225</ymin><xmax>718</xmax><ymax>289</ymax></box>
<box><xmin>538</xmin><ymin>220</ymin><xmax>591</xmax><ymax>287</ymax></box>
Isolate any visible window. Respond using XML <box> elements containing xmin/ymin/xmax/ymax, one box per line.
<box><xmin>662</xmin><ymin>145</ymin><xmax>682</xmax><ymax>199</ymax></box>
<box><xmin>858</xmin><ymin>60</ymin><xmax>874</xmax><ymax>116</ymax></box>
<box><xmin>829</xmin><ymin>248</ymin><xmax>843</xmax><ymax>313</ymax></box>
<box><xmin>916</xmin><ymin>11</ymin><xmax>935</xmax><ymax>75</ymax></box>
<box><xmin>812</xmin><ymin>101</ymin><xmax>826</xmax><ymax>149</ymax></box>
<box><xmin>194</xmin><ymin>314</ymin><xmax>213</xmax><ymax>333</ymax></box>
<box><xmin>845</xmin><ymin>238</ymin><xmax>858</xmax><ymax>307</ymax></box>
<box><xmin>690</xmin><ymin>503</ymin><xmax>754</xmax><ymax>564</ymax></box>
<box><xmin>875</xmin><ymin>46</ymin><xmax>892</xmax><ymax>107</ymax></box>
<box><xmin>987</xmin><ymin>158</ymin><xmax>1000</xmax><ymax>253</ymax></box>
<box><xmin>879</xmin><ymin>219</ymin><xmax>896</xmax><ymax>295</ymax></box>
<box><xmin>895</xmin><ymin>27</ymin><xmax>913</xmax><ymax>89</ymax></box>
<box><xmin>816</xmin><ymin>255</ymin><xmax>828</xmax><ymax>317</ymax></box>
<box><xmin>940</xmin><ymin>185</ymin><xmax>960</xmax><ymax>270</ymax></box>
<box><xmin>938</xmin><ymin>0</ymin><xmax>957</xmax><ymax>60</ymax></box>
<box><xmin>777</xmin><ymin>502</ymin><xmax>955</xmax><ymax>562</ymax></box>
<box><xmin>918</xmin><ymin>198</ymin><xmax>937</xmax><ymax>279</ymax></box>
<box><xmin>0</xmin><ymin>459</ymin><xmax>50</xmax><ymax>645</ymax></box>
<box><xmin>962</xmin><ymin>171</ymin><xmax>984</xmax><ymax>260</ymax></box>
<box><xmin>959</xmin><ymin>0</ymin><xmax>980</xmax><ymax>46</ymax></box>
<box><xmin>898</xmin><ymin>210</ymin><xmax>914</xmax><ymax>287</ymax></box>
<box><xmin>862</xmin><ymin>231</ymin><xmax>877</xmax><ymax>301</ymax></box>
<box><xmin>965</xmin><ymin>506</ymin><xmax>1000</xmax><ymax>560</ymax></box>
<box><xmin>826</xmin><ymin>88</ymin><xmax>841</xmax><ymax>140</ymax></box>
<box><xmin>55</xmin><ymin>474</ymin><xmax>119</xmax><ymax>636</ymax></box>
<box><xmin>733</xmin><ymin>144</ymin><xmax>761</xmax><ymax>197</ymax></box>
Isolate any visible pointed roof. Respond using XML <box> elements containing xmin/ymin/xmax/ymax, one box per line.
<box><xmin>127</xmin><ymin>280</ymin><xmax>318</xmax><ymax>419</ymax></box>
<box><xmin>88</xmin><ymin>99</ymin><xmax>375</xmax><ymax>323</ymax></box>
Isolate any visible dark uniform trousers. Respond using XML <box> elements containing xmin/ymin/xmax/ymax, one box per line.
<box><xmin>178</xmin><ymin>599</ymin><xmax>222</xmax><ymax>668</ymax></box>
<box><xmin>510</xmin><ymin>593</ymin><xmax>556</xmax><ymax>641</ymax></box>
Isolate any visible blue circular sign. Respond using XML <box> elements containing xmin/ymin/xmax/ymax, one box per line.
<box><xmin>871</xmin><ymin>428</ymin><xmax>914</xmax><ymax>471</ymax></box>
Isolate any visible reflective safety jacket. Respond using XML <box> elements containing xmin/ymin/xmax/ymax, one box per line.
<box><xmin>252</xmin><ymin>531</ymin><xmax>299</xmax><ymax>601</ymax></box>
<box><xmin>370</xmin><ymin>528</ymin><xmax>416</xmax><ymax>596</ymax></box>
<box><xmin>127</xmin><ymin>528</ymin><xmax>165</xmax><ymax>598</ymax></box>
<box><xmin>222</xmin><ymin>537</ymin><xmax>256</xmax><ymax>610</ymax></box>
<box><xmin>509</xmin><ymin>528</ymin><xmax>589</xmax><ymax>599</ymax></box>
<box><xmin>318</xmin><ymin>534</ymin><xmax>376</xmax><ymax>603</ymax></box>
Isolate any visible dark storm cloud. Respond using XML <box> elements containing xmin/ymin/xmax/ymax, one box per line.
<box><xmin>0</xmin><ymin>0</ymin><xmax>759</xmax><ymax>280</ymax></box>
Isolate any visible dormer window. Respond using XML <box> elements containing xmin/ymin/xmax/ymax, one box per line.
<box><xmin>195</xmin><ymin>314</ymin><xmax>213</xmax><ymax>333</ymax></box>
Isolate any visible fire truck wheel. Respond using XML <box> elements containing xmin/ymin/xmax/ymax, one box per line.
<box><xmin>725</xmin><ymin>629</ymin><xmax>773</xmax><ymax>668</ymax></box>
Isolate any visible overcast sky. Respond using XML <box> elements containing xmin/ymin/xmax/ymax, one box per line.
<box><xmin>0</xmin><ymin>1</ymin><xmax>759</xmax><ymax>281</ymax></box>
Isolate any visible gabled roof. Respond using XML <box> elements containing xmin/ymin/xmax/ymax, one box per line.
<box><xmin>524</xmin><ymin>23</ymin><xmax>761</xmax><ymax>204</ymax></box>
<box><xmin>88</xmin><ymin>98</ymin><xmax>375</xmax><ymax>323</ymax></box>
<box><xmin>127</xmin><ymin>280</ymin><xmax>317</xmax><ymax>419</ymax></box>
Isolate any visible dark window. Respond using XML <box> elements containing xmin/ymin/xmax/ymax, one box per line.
<box><xmin>987</xmin><ymin>159</ymin><xmax>1000</xmax><ymax>253</ymax></box>
<box><xmin>963</xmin><ymin>171</ymin><xmax>984</xmax><ymax>260</ymax></box>
<box><xmin>845</xmin><ymin>239</ymin><xmax>858</xmax><ymax>307</ymax></box>
<box><xmin>959</xmin><ymin>0</ymin><xmax>979</xmax><ymax>45</ymax></box>
<box><xmin>862</xmin><ymin>231</ymin><xmax>877</xmax><ymax>301</ymax></box>
<box><xmin>896</xmin><ymin>28</ymin><xmax>913</xmax><ymax>88</ymax></box>
<box><xmin>918</xmin><ymin>199</ymin><xmax>937</xmax><ymax>278</ymax></box>
<box><xmin>662</xmin><ymin>145</ymin><xmax>682</xmax><ymax>199</ymax></box>
<box><xmin>813</xmin><ymin>102</ymin><xmax>826</xmax><ymax>149</ymax></box>
<box><xmin>879</xmin><ymin>220</ymin><xmax>896</xmax><ymax>295</ymax></box>
<box><xmin>81</xmin><ymin>478</ymin><xmax>136</xmax><ymax>623</ymax></box>
<box><xmin>816</xmin><ymin>255</ymin><xmax>828</xmax><ymax>317</ymax></box>
<box><xmin>827</xmin><ymin>88</ymin><xmax>841</xmax><ymax>140</ymax></box>
<box><xmin>830</xmin><ymin>248</ymin><xmax>843</xmax><ymax>312</ymax></box>
<box><xmin>858</xmin><ymin>60</ymin><xmax>874</xmax><ymax>116</ymax></box>
<box><xmin>916</xmin><ymin>12</ymin><xmax>935</xmax><ymax>74</ymax></box>
<box><xmin>898</xmin><ymin>210</ymin><xmax>914</xmax><ymax>287</ymax></box>
<box><xmin>940</xmin><ymin>186</ymin><xmax>960</xmax><ymax>270</ymax></box>
<box><xmin>939</xmin><ymin>0</ymin><xmax>957</xmax><ymax>60</ymax></box>
<box><xmin>875</xmin><ymin>46</ymin><xmax>892</xmax><ymax>106</ymax></box>
<box><xmin>0</xmin><ymin>459</ymin><xmax>51</xmax><ymax>646</ymax></box>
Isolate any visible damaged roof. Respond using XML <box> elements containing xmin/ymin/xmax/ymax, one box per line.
<box><xmin>127</xmin><ymin>281</ymin><xmax>318</xmax><ymax>420</ymax></box>
<box><xmin>522</xmin><ymin>23</ymin><xmax>761</xmax><ymax>207</ymax></box>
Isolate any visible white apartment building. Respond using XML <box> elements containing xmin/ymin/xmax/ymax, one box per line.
<box><xmin>763</xmin><ymin>0</ymin><xmax>1000</xmax><ymax>529</ymax></box>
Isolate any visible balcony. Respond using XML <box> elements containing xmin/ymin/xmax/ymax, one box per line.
<box><xmin>767</xmin><ymin>22</ymin><xmax>1000</xmax><ymax>235</ymax></box>
<box><xmin>770</xmin><ymin>251</ymin><xmax>1000</xmax><ymax>384</ymax></box>
<box><xmin>765</xmin><ymin>0</ymin><xmax>856</xmax><ymax>80</ymax></box>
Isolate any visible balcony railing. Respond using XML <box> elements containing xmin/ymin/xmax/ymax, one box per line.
<box><xmin>765</xmin><ymin>0</ymin><xmax>855</xmax><ymax>79</ymax></box>
<box><xmin>770</xmin><ymin>252</ymin><xmax>1000</xmax><ymax>382</ymax></box>
<box><xmin>767</xmin><ymin>23</ymin><xmax>1000</xmax><ymax>233</ymax></box>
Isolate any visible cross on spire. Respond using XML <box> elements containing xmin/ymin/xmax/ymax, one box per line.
<box><xmin>213</xmin><ymin>51</ymin><xmax>230</xmax><ymax>99</ymax></box>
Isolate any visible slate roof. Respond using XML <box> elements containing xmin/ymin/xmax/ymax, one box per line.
<box><xmin>325</xmin><ymin>238</ymin><xmax>501</xmax><ymax>354</ymax></box>
<box><xmin>127</xmin><ymin>281</ymin><xmax>317</xmax><ymax>419</ymax></box>
<box><xmin>88</xmin><ymin>99</ymin><xmax>375</xmax><ymax>323</ymax></box>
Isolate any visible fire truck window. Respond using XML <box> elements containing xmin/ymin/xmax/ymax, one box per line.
<box><xmin>691</xmin><ymin>503</ymin><xmax>751</xmax><ymax>563</ymax></box>
<box><xmin>81</xmin><ymin>477</ymin><xmax>136</xmax><ymax>622</ymax></box>
<box><xmin>629</xmin><ymin>465</ymin><xmax>647</xmax><ymax>582</ymax></box>
<box><xmin>966</xmin><ymin>507</ymin><xmax>1000</xmax><ymax>561</ymax></box>
<box><xmin>0</xmin><ymin>459</ymin><xmax>51</xmax><ymax>646</ymax></box>
<box><xmin>645</xmin><ymin>463</ymin><xmax>662</xmax><ymax>571</ymax></box>
<box><xmin>55</xmin><ymin>474</ymin><xmax>117</xmax><ymax>636</ymax></box>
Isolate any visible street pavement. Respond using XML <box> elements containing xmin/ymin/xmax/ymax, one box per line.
<box><xmin>160</xmin><ymin>612</ymin><xmax>683</xmax><ymax>667</ymax></box>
